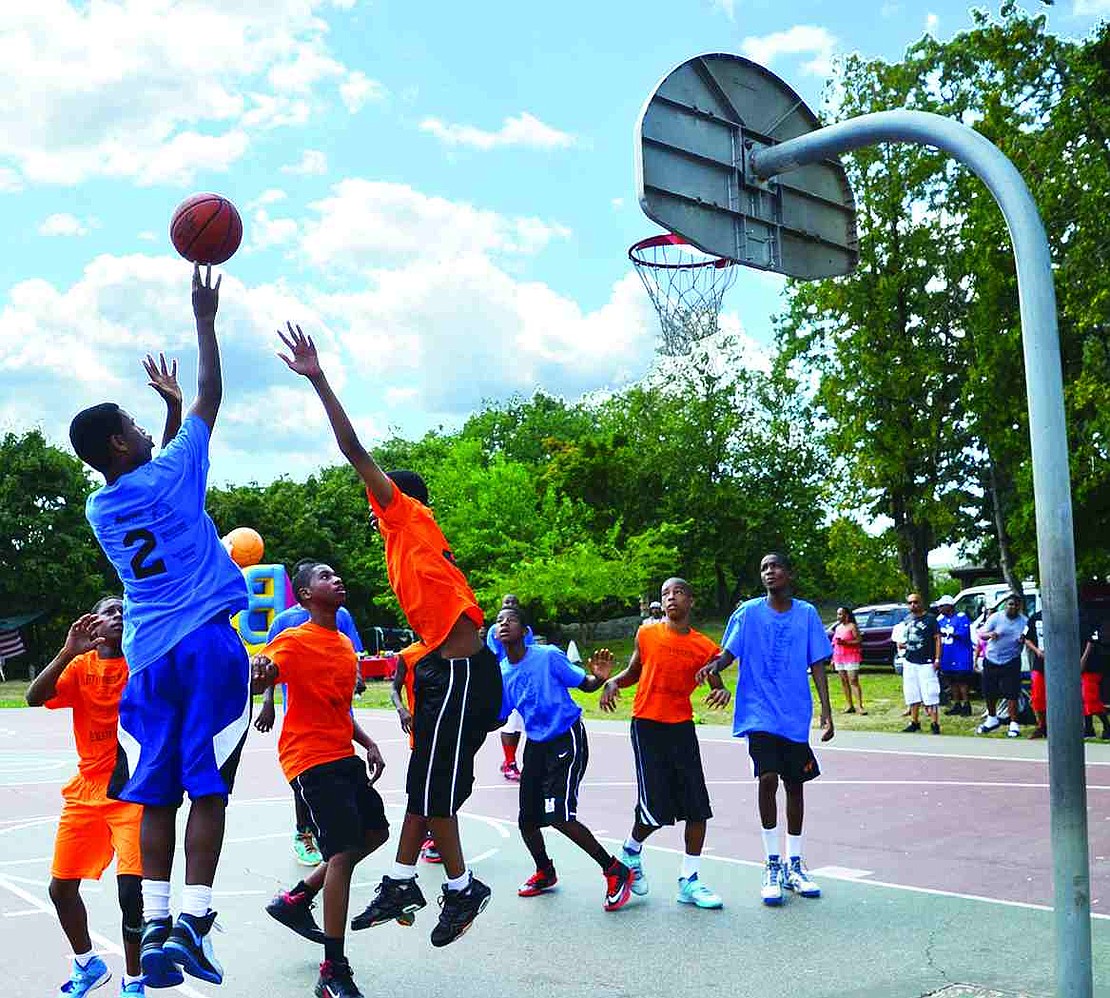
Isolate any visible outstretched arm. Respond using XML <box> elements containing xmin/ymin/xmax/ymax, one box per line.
<box><xmin>277</xmin><ymin>323</ymin><xmax>394</xmax><ymax>508</ymax></box>
<box><xmin>578</xmin><ymin>649</ymin><xmax>614</xmax><ymax>693</ymax></box>
<box><xmin>189</xmin><ymin>265</ymin><xmax>224</xmax><ymax>430</ymax></box>
<box><xmin>26</xmin><ymin>615</ymin><xmax>102</xmax><ymax>707</ymax></box>
<box><xmin>143</xmin><ymin>353</ymin><xmax>183</xmax><ymax>446</ymax></box>
<box><xmin>599</xmin><ymin>644</ymin><xmax>643</xmax><ymax>711</ymax></box>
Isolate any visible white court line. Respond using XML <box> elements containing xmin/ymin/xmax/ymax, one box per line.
<box><xmin>587</xmin><ymin>728</ymin><xmax>1110</xmax><ymax>766</ymax></box>
<box><xmin>0</xmin><ymin>875</ymin><xmax>209</xmax><ymax>997</ymax></box>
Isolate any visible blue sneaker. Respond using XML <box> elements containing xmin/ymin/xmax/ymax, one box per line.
<box><xmin>139</xmin><ymin>919</ymin><xmax>183</xmax><ymax>989</ymax></box>
<box><xmin>163</xmin><ymin>911</ymin><xmax>223</xmax><ymax>985</ymax></box>
<box><xmin>621</xmin><ymin>848</ymin><xmax>649</xmax><ymax>896</ymax></box>
<box><xmin>119</xmin><ymin>981</ymin><xmax>145</xmax><ymax>996</ymax></box>
<box><xmin>760</xmin><ymin>857</ymin><xmax>784</xmax><ymax>906</ymax></box>
<box><xmin>782</xmin><ymin>857</ymin><xmax>821</xmax><ymax>898</ymax></box>
<box><xmin>57</xmin><ymin>955</ymin><xmax>110</xmax><ymax>996</ymax></box>
<box><xmin>676</xmin><ymin>874</ymin><xmax>723</xmax><ymax>909</ymax></box>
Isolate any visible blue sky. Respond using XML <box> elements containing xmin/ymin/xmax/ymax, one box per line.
<box><xmin>2</xmin><ymin>0</ymin><xmax>1106</xmax><ymax>486</ymax></box>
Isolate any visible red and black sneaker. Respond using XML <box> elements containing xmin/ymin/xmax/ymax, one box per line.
<box><xmin>517</xmin><ymin>866</ymin><xmax>558</xmax><ymax>897</ymax></box>
<box><xmin>315</xmin><ymin>958</ymin><xmax>363</xmax><ymax>998</ymax></box>
<box><xmin>266</xmin><ymin>886</ymin><xmax>326</xmax><ymax>943</ymax></box>
<box><xmin>603</xmin><ymin>858</ymin><xmax>634</xmax><ymax>912</ymax></box>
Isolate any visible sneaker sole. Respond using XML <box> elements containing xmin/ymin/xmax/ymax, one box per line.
<box><xmin>630</xmin><ymin>882</ymin><xmax>650</xmax><ymax>897</ymax></box>
<box><xmin>676</xmin><ymin>894</ymin><xmax>723</xmax><ymax>909</ymax></box>
<box><xmin>518</xmin><ymin>883</ymin><xmax>558</xmax><ymax>897</ymax></box>
<box><xmin>761</xmin><ymin>894</ymin><xmax>784</xmax><ymax>906</ymax></box>
<box><xmin>162</xmin><ymin>942</ymin><xmax>223</xmax><ymax>985</ymax></box>
<box><xmin>351</xmin><ymin>902</ymin><xmax>424</xmax><ymax>931</ymax></box>
<box><xmin>265</xmin><ymin>904</ymin><xmax>327</xmax><ymax>944</ymax></box>
<box><xmin>785</xmin><ymin>886</ymin><xmax>822</xmax><ymax>898</ymax></box>
<box><xmin>72</xmin><ymin>969</ymin><xmax>112</xmax><ymax>994</ymax></box>
<box><xmin>140</xmin><ymin>948</ymin><xmax>185</xmax><ymax>989</ymax></box>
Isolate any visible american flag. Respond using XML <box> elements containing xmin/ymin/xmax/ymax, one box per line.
<box><xmin>0</xmin><ymin>629</ymin><xmax>25</xmax><ymax>659</ymax></box>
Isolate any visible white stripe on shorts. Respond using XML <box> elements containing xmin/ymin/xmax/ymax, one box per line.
<box><xmin>630</xmin><ymin>720</ymin><xmax>659</xmax><ymax>827</ymax></box>
<box><xmin>448</xmin><ymin>658</ymin><xmax>471</xmax><ymax>814</ymax></box>
<box><xmin>424</xmin><ymin>659</ymin><xmax>455</xmax><ymax>816</ymax></box>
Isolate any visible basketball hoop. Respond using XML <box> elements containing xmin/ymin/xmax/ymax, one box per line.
<box><xmin>628</xmin><ymin>233</ymin><xmax>738</xmax><ymax>356</ymax></box>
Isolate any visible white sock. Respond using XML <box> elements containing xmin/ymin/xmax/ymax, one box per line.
<box><xmin>181</xmin><ymin>883</ymin><xmax>212</xmax><ymax>918</ymax></box>
<box><xmin>123</xmin><ymin>975</ymin><xmax>144</xmax><ymax>987</ymax></box>
<box><xmin>391</xmin><ymin>861</ymin><xmax>418</xmax><ymax>881</ymax></box>
<box><xmin>681</xmin><ymin>853</ymin><xmax>700</xmax><ymax>880</ymax></box>
<box><xmin>623</xmin><ymin>836</ymin><xmax>643</xmax><ymax>854</ymax></box>
<box><xmin>787</xmin><ymin>833</ymin><xmax>803</xmax><ymax>860</ymax></box>
<box><xmin>1009</xmin><ymin>720</ymin><xmax>1021</xmax><ymax>729</ymax></box>
<box><xmin>446</xmin><ymin>869</ymin><xmax>472</xmax><ymax>892</ymax></box>
<box><xmin>986</xmin><ymin>715</ymin><xmax>998</xmax><ymax>723</ymax></box>
<box><xmin>761</xmin><ymin>826</ymin><xmax>780</xmax><ymax>860</ymax></box>
<box><xmin>141</xmin><ymin>880</ymin><xmax>171</xmax><ymax>921</ymax></box>
<box><xmin>73</xmin><ymin>949</ymin><xmax>95</xmax><ymax>967</ymax></box>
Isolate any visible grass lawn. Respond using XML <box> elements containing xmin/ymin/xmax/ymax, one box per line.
<box><xmin>0</xmin><ymin>621</ymin><xmax>993</xmax><ymax>737</ymax></box>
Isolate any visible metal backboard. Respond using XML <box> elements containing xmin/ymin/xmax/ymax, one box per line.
<box><xmin>635</xmin><ymin>52</ymin><xmax>859</xmax><ymax>279</ymax></box>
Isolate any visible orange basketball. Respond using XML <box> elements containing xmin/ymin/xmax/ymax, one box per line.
<box><xmin>223</xmin><ymin>527</ymin><xmax>264</xmax><ymax>568</ymax></box>
<box><xmin>170</xmin><ymin>193</ymin><xmax>243</xmax><ymax>265</ymax></box>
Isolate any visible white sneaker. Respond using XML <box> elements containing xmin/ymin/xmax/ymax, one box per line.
<box><xmin>621</xmin><ymin>848</ymin><xmax>649</xmax><ymax>896</ymax></box>
<box><xmin>1007</xmin><ymin>722</ymin><xmax>1021</xmax><ymax>738</ymax></box>
<box><xmin>760</xmin><ymin>857</ymin><xmax>784</xmax><ymax>906</ymax></box>
<box><xmin>782</xmin><ymin>857</ymin><xmax>821</xmax><ymax>898</ymax></box>
<box><xmin>976</xmin><ymin>717</ymin><xmax>1001</xmax><ymax>734</ymax></box>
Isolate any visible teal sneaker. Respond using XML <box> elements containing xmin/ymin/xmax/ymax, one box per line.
<box><xmin>621</xmin><ymin>848</ymin><xmax>649</xmax><ymax>896</ymax></box>
<box><xmin>57</xmin><ymin>954</ymin><xmax>110</xmax><ymax>996</ymax></box>
<box><xmin>293</xmin><ymin>830</ymin><xmax>322</xmax><ymax>866</ymax></box>
<box><xmin>676</xmin><ymin>874</ymin><xmax>723</xmax><ymax>909</ymax></box>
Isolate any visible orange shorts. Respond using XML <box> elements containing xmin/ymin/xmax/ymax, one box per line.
<box><xmin>52</xmin><ymin>796</ymin><xmax>142</xmax><ymax>880</ymax></box>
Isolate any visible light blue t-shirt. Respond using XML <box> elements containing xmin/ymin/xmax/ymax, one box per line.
<box><xmin>722</xmin><ymin>597</ymin><xmax>833</xmax><ymax>744</ymax></box>
<box><xmin>486</xmin><ymin>624</ymin><xmax>534</xmax><ymax>658</ymax></box>
<box><xmin>984</xmin><ymin>610</ymin><xmax>1028</xmax><ymax>665</ymax></box>
<box><xmin>86</xmin><ymin>415</ymin><xmax>247</xmax><ymax>673</ymax></box>
<box><xmin>269</xmin><ymin>605</ymin><xmax>364</xmax><ymax>652</ymax></box>
<box><xmin>938</xmin><ymin>612</ymin><xmax>973</xmax><ymax>671</ymax></box>
<box><xmin>499</xmin><ymin>644</ymin><xmax>586</xmax><ymax>743</ymax></box>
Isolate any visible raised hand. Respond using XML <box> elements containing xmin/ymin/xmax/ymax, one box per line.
<box><xmin>62</xmin><ymin>614</ymin><xmax>104</xmax><ymax>658</ymax></box>
<box><xmin>143</xmin><ymin>353</ymin><xmax>181</xmax><ymax>407</ymax></box>
<box><xmin>254</xmin><ymin>697</ymin><xmax>276</xmax><ymax>733</ymax></box>
<box><xmin>588</xmin><ymin>648</ymin><xmax>615</xmax><ymax>683</ymax></box>
<box><xmin>277</xmin><ymin>322</ymin><xmax>322</xmax><ymax>379</ymax></box>
<box><xmin>192</xmin><ymin>264</ymin><xmax>221</xmax><ymax>322</ymax></box>
<box><xmin>365</xmin><ymin>741</ymin><xmax>386</xmax><ymax>784</ymax></box>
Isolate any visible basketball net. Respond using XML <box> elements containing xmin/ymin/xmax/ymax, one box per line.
<box><xmin>629</xmin><ymin>233</ymin><xmax>738</xmax><ymax>356</ymax></box>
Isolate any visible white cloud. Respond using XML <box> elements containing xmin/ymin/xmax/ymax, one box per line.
<box><xmin>740</xmin><ymin>25</ymin><xmax>839</xmax><ymax>78</ymax></box>
<box><xmin>137</xmin><ymin>231</ymin><xmax>157</xmax><ymax>242</ymax></box>
<box><xmin>249</xmin><ymin>210</ymin><xmax>299</xmax><ymax>251</ymax></box>
<box><xmin>925</xmin><ymin>12</ymin><xmax>939</xmax><ymax>33</ymax></box>
<box><xmin>39</xmin><ymin>213</ymin><xmax>92</xmax><ymax>237</ymax></box>
<box><xmin>300</xmin><ymin>179</ymin><xmax>572</xmax><ymax>268</ymax></box>
<box><xmin>0</xmin><ymin>2</ymin><xmax>370</xmax><ymax>187</ymax></box>
<box><xmin>611</xmin><ymin>197</ymin><xmax>624</xmax><ymax>209</ymax></box>
<box><xmin>0</xmin><ymin>167</ymin><xmax>22</xmax><ymax>192</ymax></box>
<box><xmin>419</xmin><ymin>112</ymin><xmax>575</xmax><ymax>151</ymax></box>
<box><xmin>340</xmin><ymin>71</ymin><xmax>386</xmax><ymax>112</ymax></box>
<box><xmin>248</xmin><ymin>189</ymin><xmax>289</xmax><ymax>209</ymax></box>
<box><xmin>282</xmin><ymin>149</ymin><xmax>328</xmax><ymax>175</ymax></box>
<box><xmin>1074</xmin><ymin>0</ymin><xmax>1110</xmax><ymax>12</ymax></box>
<box><xmin>710</xmin><ymin>0</ymin><xmax>736</xmax><ymax>19</ymax></box>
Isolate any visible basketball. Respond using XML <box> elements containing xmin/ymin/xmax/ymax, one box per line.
<box><xmin>224</xmin><ymin>526</ymin><xmax>264</xmax><ymax>568</ymax></box>
<box><xmin>170</xmin><ymin>193</ymin><xmax>243</xmax><ymax>265</ymax></box>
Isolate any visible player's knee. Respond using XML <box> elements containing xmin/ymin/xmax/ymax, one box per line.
<box><xmin>118</xmin><ymin>875</ymin><xmax>143</xmax><ymax>942</ymax></box>
<box><xmin>782</xmin><ymin>779</ymin><xmax>803</xmax><ymax>794</ymax></box>
<box><xmin>759</xmin><ymin>772</ymin><xmax>779</xmax><ymax>791</ymax></box>
<box><xmin>48</xmin><ymin>877</ymin><xmax>79</xmax><ymax>908</ymax></box>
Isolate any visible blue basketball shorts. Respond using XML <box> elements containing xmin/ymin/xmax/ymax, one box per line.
<box><xmin>109</xmin><ymin>616</ymin><xmax>251</xmax><ymax>807</ymax></box>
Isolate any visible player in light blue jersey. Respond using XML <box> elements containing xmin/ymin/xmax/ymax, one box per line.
<box><xmin>697</xmin><ymin>552</ymin><xmax>834</xmax><ymax>907</ymax></box>
<box><xmin>255</xmin><ymin>557</ymin><xmax>366</xmax><ymax>866</ymax></box>
<box><xmin>68</xmin><ymin>265</ymin><xmax>248</xmax><ymax>989</ymax></box>
<box><xmin>485</xmin><ymin>594</ymin><xmax>533</xmax><ymax>782</ymax></box>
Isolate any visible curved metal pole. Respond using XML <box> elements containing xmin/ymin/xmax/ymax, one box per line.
<box><xmin>752</xmin><ymin>109</ymin><xmax>1090</xmax><ymax>998</ymax></box>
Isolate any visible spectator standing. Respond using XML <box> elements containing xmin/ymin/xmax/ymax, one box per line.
<box><xmin>1023</xmin><ymin>611</ymin><xmax>1047</xmax><ymax>739</ymax></box>
<box><xmin>976</xmin><ymin>594</ymin><xmax>1028</xmax><ymax>738</ymax></box>
<box><xmin>901</xmin><ymin>594</ymin><xmax>941</xmax><ymax>734</ymax></box>
<box><xmin>937</xmin><ymin>595</ymin><xmax>974</xmax><ymax>717</ymax></box>
<box><xmin>831</xmin><ymin>607</ymin><xmax>865</xmax><ymax>715</ymax></box>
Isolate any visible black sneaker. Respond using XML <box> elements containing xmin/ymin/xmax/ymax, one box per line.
<box><xmin>266</xmin><ymin>886</ymin><xmax>326</xmax><ymax>943</ymax></box>
<box><xmin>140</xmin><ymin>916</ymin><xmax>185</xmax><ymax>988</ymax></box>
<box><xmin>316</xmin><ymin>958</ymin><xmax>364</xmax><ymax>998</ymax></box>
<box><xmin>163</xmin><ymin>910</ymin><xmax>223</xmax><ymax>985</ymax></box>
<box><xmin>351</xmin><ymin>876</ymin><xmax>426</xmax><ymax>930</ymax></box>
<box><xmin>930</xmin><ymin>721</ymin><xmax>941</xmax><ymax>735</ymax></box>
<box><xmin>901</xmin><ymin>721</ymin><xmax>921</xmax><ymax>733</ymax></box>
<box><xmin>430</xmin><ymin>876</ymin><xmax>491</xmax><ymax>947</ymax></box>
<box><xmin>943</xmin><ymin>704</ymin><xmax>962</xmax><ymax>715</ymax></box>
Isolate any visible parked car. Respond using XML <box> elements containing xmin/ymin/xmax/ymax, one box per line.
<box><xmin>827</xmin><ymin>603</ymin><xmax>910</xmax><ymax>667</ymax></box>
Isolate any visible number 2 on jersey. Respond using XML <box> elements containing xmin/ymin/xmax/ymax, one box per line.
<box><xmin>123</xmin><ymin>528</ymin><xmax>167</xmax><ymax>580</ymax></box>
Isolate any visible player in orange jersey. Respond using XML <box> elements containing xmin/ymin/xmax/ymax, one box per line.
<box><xmin>279</xmin><ymin>324</ymin><xmax>502</xmax><ymax>948</ymax></box>
<box><xmin>26</xmin><ymin>599</ymin><xmax>146</xmax><ymax>996</ymax></box>
<box><xmin>601</xmin><ymin>578</ymin><xmax>729</xmax><ymax>909</ymax></box>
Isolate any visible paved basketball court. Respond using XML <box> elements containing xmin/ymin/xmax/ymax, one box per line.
<box><xmin>3</xmin><ymin>707</ymin><xmax>1108</xmax><ymax>997</ymax></box>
